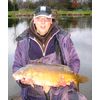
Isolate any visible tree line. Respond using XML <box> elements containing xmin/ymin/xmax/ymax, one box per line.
<box><xmin>8</xmin><ymin>0</ymin><xmax>92</xmax><ymax>11</ymax></box>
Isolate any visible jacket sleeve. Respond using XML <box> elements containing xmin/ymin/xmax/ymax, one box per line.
<box><xmin>57</xmin><ymin>32</ymin><xmax>80</xmax><ymax>73</ymax></box>
<box><xmin>13</xmin><ymin>41</ymin><xmax>23</xmax><ymax>73</ymax></box>
<box><xmin>66</xmin><ymin>37</ymin><xmax>80</xmax><ymax>73</ymax></box>
<box><xmin>12</xmin><ymin>41</ymin><xmax>30</xmax><ymax>88</ymax></box>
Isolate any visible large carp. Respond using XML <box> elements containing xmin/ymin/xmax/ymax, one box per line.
<box><xmin>13</xmin><ymin>63</ymin><xmax>88</xmax><ymax>93</ymax></box>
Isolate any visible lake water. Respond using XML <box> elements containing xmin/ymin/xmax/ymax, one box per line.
<box><xmin>8</xmin><ymin>16</ymin><xmax>92</xmax><ymax>100</ymax></box>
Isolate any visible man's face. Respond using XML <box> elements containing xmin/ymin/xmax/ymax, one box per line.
<box><xmin>34</xmin><ymin>16</ymin><xmax>52</xmax><ymax>36</ymax></box>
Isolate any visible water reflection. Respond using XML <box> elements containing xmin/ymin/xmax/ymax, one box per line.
<box><xmin>58</xmin><ymin>17</ymin><xmax>92</xmax><ymax>29</ymax></box>
<box><xmin>8</xmin><ymin>18</ymin><xmax>19</xmax><ymax>27</ymax></box>
<box><xmin>8</xmin><ymin>17</ymin><xmax>92</xmax><ymax>100</ymax></box>
<box><xmin>8</xmin><ymin>16</ymin><xmax>92</xmax><ymax>28</ymax></box>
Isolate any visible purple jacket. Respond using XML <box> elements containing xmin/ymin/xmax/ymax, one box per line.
<box><xmin>12</xmin><ymin>23</ymin><xmax>80</xmax><ymax>100</ymax></box>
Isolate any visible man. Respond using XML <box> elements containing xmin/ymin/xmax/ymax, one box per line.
<box><xmin>13</xmin><ymin>6</ymin><xmax>87</xmax><ymax>100</ymax></box>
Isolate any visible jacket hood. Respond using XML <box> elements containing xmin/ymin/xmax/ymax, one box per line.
<box><xmin>29</xmin><ymin>19</ymin><xmax>60</xmax><ymax>44</ymax></box>
<box><xmin>16</xmin><ymin>19</ymin><xmax>60</xmax><ymax>43</ymax></box>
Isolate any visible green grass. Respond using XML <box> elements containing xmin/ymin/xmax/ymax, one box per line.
<box><xmin>8</xmin><ymin>9</ymin><xmax>33</xmax><ymax>18</ymax></box>
<box><xmin>57</xmin><ymin>10</ymin><xmax>92</xmax><ymax>15</ymax></box>
<box><xmin>8</xmin><ymin>9</ymin><xmax>92</xmax><ymax>18</ymax></box>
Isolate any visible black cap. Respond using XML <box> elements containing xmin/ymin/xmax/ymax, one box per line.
<box><xmin>34</xmin><ymin>6</ymin><xmax>53</xmax><ymax>18</ymax></box>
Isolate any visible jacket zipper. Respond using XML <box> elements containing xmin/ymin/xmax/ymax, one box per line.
<box><xmin>29</xmin><ymin>37</ymin><xmax>45</xmax><ymax>56</ymax></box>
<box><xmin>29</xmin><ymin>29</ymin><xmax>60</xmax><ymax>56</ymax></box>
<box><xmin>44</xmin><ymin>30</ymin><xmax>60</xmax><ymax>56</ymax></box>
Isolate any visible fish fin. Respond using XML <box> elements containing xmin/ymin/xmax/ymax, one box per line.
<box><xmin>31</xmin><ymin>84</ymin><xmax>34</xmax><ymax>88</ymax></box>
<box><xmin>78</xmin><ymin>75</ymin><xmax>88</xmax><ymax>83</ymax></box>
<box><xmin>43</xmin><ymin>86</ymin><xmax>50</xmax><ymax>93</ymax></box>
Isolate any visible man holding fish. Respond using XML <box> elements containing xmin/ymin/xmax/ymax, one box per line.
<box><xmin>13</xmin><ymin>6</ymin><xmax>87</xmax><ymax>100</ymax></box>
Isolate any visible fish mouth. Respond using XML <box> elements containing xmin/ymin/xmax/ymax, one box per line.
<box><xmin>12</xmin><ymin>74</ymin><xmax>21</xmax><ymax>80</ymax></box>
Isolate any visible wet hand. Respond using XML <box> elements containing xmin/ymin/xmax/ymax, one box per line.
<box><xmin>57</xmin><ymin>76</ymin><xmax>67</xmax><ymax>87</ymax></box>
<box><xmin>20</xmin><ymin>78</ymin><xmax>34</xmax><ymax>87</ymax></box>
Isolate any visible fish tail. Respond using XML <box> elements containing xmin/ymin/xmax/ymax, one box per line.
<box><xmin>78</xmin><ymin>75</ymin><xmax>88</xmax><ymax>83</ymax></box>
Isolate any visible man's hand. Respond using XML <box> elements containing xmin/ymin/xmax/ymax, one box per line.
<box><xmin>57</xmin><ymin>77</ymin><xmax>67</xmax><ymax>87</ymax></box>
<box><xmin>20</xmin><ymin>78</ymin><xmax>34</xmax><ymax>87</ymax></box>
<box><xmin>57</xmin><ymin>75</ymin><xmax>75</xmax><ymax>87</ymax></box>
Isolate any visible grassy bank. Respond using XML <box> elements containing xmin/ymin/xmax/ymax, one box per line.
<box><xmin>57</xmin><ymin>10</ymin><xmax>91</xmax><ymax>15</ymax></box>
<box><xmin>8</xmin><ymin>9</ymin><xmax>92</xmax><ymax>19</ymax></box>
